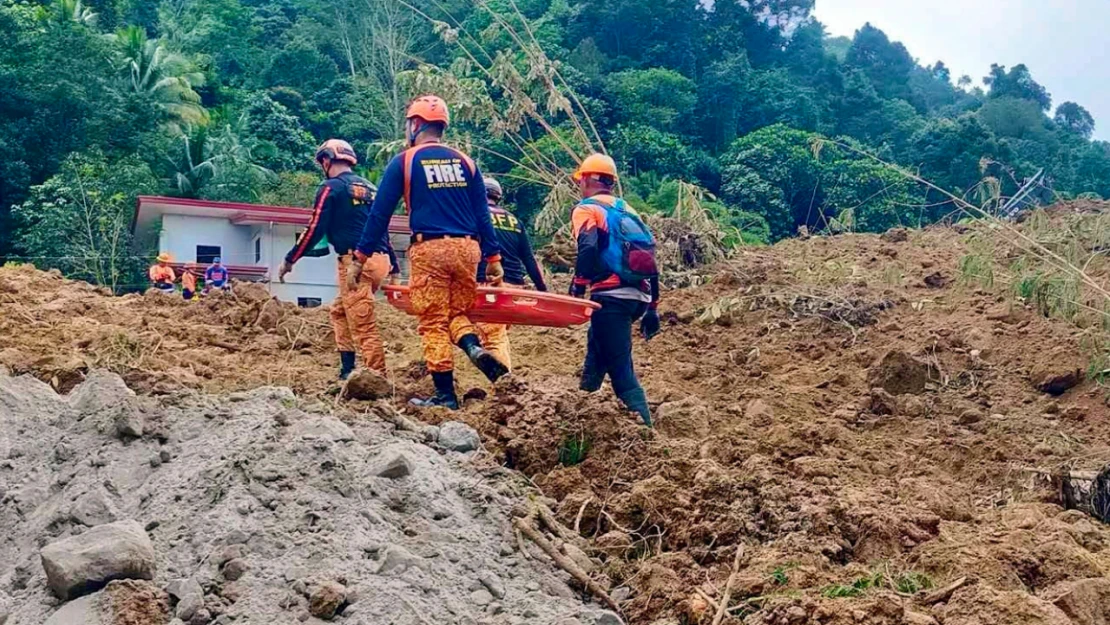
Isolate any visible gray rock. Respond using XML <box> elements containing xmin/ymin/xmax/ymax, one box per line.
<box><xmin>584</xmin><ymin>610</ymin><xmax>623</xmax><ymax>625</ymax></box>
<box><xmin>176</xmin><ymin>590</ymin><xmax>205</xmax><ymax>621</ymax></box>
<box><xmin>113</xmin><ymin>404</ymin><xmax>144</xmax><ymax>438</ymax></box>
<box><xmin>610</xmin><ymin>587</ymin><xmax>631</xmax><ymax>603</ymax></box>
<box><xmin>40</xmin><ymin>519</ymin><xmax>156</xmax><ymax>599</ymax></box>
<box><xmin>43</xmin><ymin>591</ymin><xmax>105</xmax><ymax>625</ymax></box>
<box><xmin>470</xmin><ymin>589</ymin><xmax>494</xmax><ymax>607</ymax></box>
<box><xmin>222</xmin><ymin>558</ymin><xmax>249</xmax><ymax>581</ymax></box>
<box><xmin>189</xmin><ymin>607</ymin><xmax>212</xmax><ymax>625</ymax></box>
<box><xmin>478</xmin><ymin>570</ymin><xmax>506</xmax><ymax>600</ymax></box>
<box><xmin>71</xmin><ymin>488</ymin><xmax>119</xmax><ymax>527</ymax></box>
<box><xmin>166</xmin><ymin>578</ymin><xmax>203</xmax><ymax>601</ymax></box>
<box><xmin>438</xmin><ymin>421</ymin><xmax>480</xmax><ymax>453</ymax></box>
<box><xmin>377</xmin><ymin>545</ymin><xmax>427</xmax><ymax>575</ymax></box>
<box><xmin>290</xmin><ymin>416</ymin><xmax>354</xmax><ymax>442</ymax></box>
<box><xmin>372</xmin><ymin>453</ymin><xmax>414</xmax><ymax>479</ymax></box>
<box><xmin>69</xmin><ymin>371</ymin><xmax>134</xmax><ymax>417</ymax></box>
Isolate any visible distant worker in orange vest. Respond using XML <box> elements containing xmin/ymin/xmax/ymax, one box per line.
<box><xmin>278</xmin><ymin>139</ymin><xmax>400</xmax><ymax>380</ymax></box>
<box><xmin>353</xmin><ymin>95</ymin><xmax>505</xmax><ymax>410</ymax></box>
<box><xmin>149</xmin><ymin>253</ymin><xmax>176</xmax><ymax>294</ymax></box>
<box><xmin>476</xmin><ymin>177</ymin><xmax>548</xmax><ymax>370</ymax></box>
<box><xmin>181</xmin><ymin>264</ymin><xmax>198</xmax><ymax>301</ymax></box>
<box><xmin>569</xmin><ymin>154</ymin><xmax>661</xmax><ymax>426</ymax></box>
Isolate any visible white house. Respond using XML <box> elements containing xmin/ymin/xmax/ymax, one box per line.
<box><xmin>132</xmin><ymin>196</ymin><xmax>410</xmax><ymax>306</ymax></box>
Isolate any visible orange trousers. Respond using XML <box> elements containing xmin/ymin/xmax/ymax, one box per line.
<box><xmin>409</xmin><ymin>238</ymin><xmax>481</xmax><ymax>373</ymax></box>
<box><xmin>477</xmin><ymin>322</ymin><xmax>511</xmax><ymax>371</ymax></box>
<box><xmin>332</xmin><ymin>253</ymin><xmax>390</xmax><ymax>374</ymax></box>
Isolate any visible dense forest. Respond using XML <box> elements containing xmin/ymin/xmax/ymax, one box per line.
<box><xmin>4</xmin><ymin>0</ymin><xmax>1110</xmax><ymax>287</ymax></box>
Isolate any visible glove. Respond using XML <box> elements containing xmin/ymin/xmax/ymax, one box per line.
<box><xmin>486</xmin><ymin>260</ymin><xmax>504</xmax><ymax>285</ymax></box>
<box><xmin>569</xmin><ymin>281</ymin><xmax>587</xmax><ymax>299</ymax></box>
<box><xmin>346</xmin><ymin>256</ymin><xmax>364</xmax><ymax>291</ymax></box>
<box><xmin>278</xmin><ymin>260</ymin><xmax>293</xmax><ymax>284</ymax></box>
<box><xmin>640</xmin><ymin>308</ymin><xmax>661</xmax><ymax>341</ymax></box>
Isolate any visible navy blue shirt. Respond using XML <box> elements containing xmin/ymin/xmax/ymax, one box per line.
<box><xmin>356</xmin><ymin>143</ymin><xmax>501</xmax><ymax>260</ymax></box>
<box><xmin>286</xmin><ymin>172</ymin><xmax>396</xmax><ymax>270</ymax></box>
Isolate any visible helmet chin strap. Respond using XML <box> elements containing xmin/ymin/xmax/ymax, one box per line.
<box><xmin>407</xmin><ymin>121</ymin><xmax>435</xmax><ymax>147</ymax></box>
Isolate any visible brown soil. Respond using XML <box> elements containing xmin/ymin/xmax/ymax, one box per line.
<box><xmin>6</xmin><ymin>216</ymin><xmax>1110</xmax><ymax>625</ymax></box>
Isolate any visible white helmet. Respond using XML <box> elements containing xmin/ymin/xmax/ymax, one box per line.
<box><xmin>484</xmin><ymin>177</ymin><xmax>503</xmax><ymax>201</ymax></box>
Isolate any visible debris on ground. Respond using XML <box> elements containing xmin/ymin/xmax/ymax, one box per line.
<box><xmin>7</xmin><ymin>211</ymin><xmax>1110</xmax><ymax>624</ymax></box>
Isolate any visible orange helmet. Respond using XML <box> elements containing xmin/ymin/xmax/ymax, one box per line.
<box><xmin>406</xmin><ymin>95</ymin><xmax>450</xmax><ymax>126</ymax></box>
<box><xmin>572</xmin><ymin>153</ymin><xmax>619</xmax><ymax>182</ymax></box>
<box><xmin>315</xmin><ymin>139</ymin><xmax>358</xmax><ymax>166</ymax></box>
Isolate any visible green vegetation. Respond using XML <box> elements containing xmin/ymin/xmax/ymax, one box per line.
<box><xmin>3</xmin><ymin>0</ymin><xmax>1110</xmax><ymax>288</ymax></box>
<box><xmin>820</xmin><ymin>568</ymin><xmax>933</xmax><ymax>599</ymax></box>
<box><xmin>558</xmin><ymin>432</ymin><xmax>590</xmax><ymax>467</ymax></box>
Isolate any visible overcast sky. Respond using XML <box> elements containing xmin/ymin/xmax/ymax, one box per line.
<box><xmin>813</xmin><ymin>0</ymin><xmax>1110</xmax><ymax>139</ymax></box>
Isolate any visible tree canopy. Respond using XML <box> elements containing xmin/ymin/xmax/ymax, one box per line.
<box><xmin>3</xmin><ymin>0</ymin><xmax>1109</xmax><ymax>278</ymax></box>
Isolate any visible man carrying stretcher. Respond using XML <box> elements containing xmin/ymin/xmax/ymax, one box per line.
<box><xmin>352</xmin><ymin>95</ymin><xmax>506</xmax><ymax>410</ymax></box>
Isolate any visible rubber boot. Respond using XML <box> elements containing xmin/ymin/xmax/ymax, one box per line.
<box><xmin>338</xmin><ymin>351</ymin><xmax>357</xmax><ymax>381</ymax></box>
<box><xmin>409</xmin><ymin>371</ymin><xmax>460</xmax><ymax>410</ymax></box>
<box><xmin>617</xmin><ymin>387</ymin><xmax>652</xmax><ymax>427</ymax></box>
<box><xmin>457</xmin><ymin>334</ymin><xmax>508</xmax><ymax>383</ymax></box>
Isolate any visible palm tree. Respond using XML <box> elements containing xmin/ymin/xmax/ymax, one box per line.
<box><xmin>168</xmin><ymin>120</ymin><xmax>274</xmax><ymax>201</ymax></box>
<box><xmin>115</xmin><ymin>26</ymin><xmax>208</xmax><ymax>130</ymax></box>
<box><xmin>39</xmin><ymin>0</ymin><xmax>98</xmax><ymax>28</ymax></box>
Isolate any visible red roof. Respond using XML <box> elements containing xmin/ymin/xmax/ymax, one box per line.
<box><xmin>133</xmin><ymin>196</ymin><xmax>410</xmax><ymax>233</ymax></box>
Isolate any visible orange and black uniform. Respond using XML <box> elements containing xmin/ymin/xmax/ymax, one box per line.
<box><xmin>286</xmin><ymin>171</ymin><xmax>398</xmax><ymax>374</ymax></box>
<box><xmin>571</xmin><ymin>193</ymin><xmax>658</xmax><ymax>425</ymax></box>
<box><xmin>475</xmin><ymin>202</ymin><xmax>547</xmax><ymax>370</ymax></box>
<box><xmin>149</xmin><ymin>264</ymin><xmax>175</xmax><ymax>292</ymax></box>
<box><xmin>356</xmin><ymin>142</ymin><xmax>501</xmax><ymax>373</ymax></box>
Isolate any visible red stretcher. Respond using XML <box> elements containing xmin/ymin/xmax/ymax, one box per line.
<box><xmin>381</xmin><ymin>285</ymin><xmax>600</xmax><ymax>328</ymax></box>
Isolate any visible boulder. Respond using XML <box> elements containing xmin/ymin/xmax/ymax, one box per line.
<box><xmin>68</xmin><ymin>371</ymin><xmax>134</xmax><ymax>417</ymax></box>
<box><xmin>40</xmin><ymin>520</ymin><xmax>156</xmax><ymax>599</ymax></box>
<box><xmin>1043</xmin><ymin>578</ymin><xmax>1110</xmax><ymax>625</ymax></box>
<box><xmin>438</xmin><ymin>421</ymin><xmax>480</xmax><ymax>453</ymax></box>
<box><xmin>43</xmin><ymin>592</ymin><xmax>105</xmax><ymax>625</ymax></box>
<box><xmin>1032</xmin><ymin>365</ymin><xmax>1083</xmax><ymax>396</ymax></box>
<box><xmin>71</xmin><ymin>488</ymin><xmax>120</xmax><ymax>527</ymax></box>
<box><xmin>309</xmin><ymin>581</ymin><xmax>346</xmax><ymax>620</ymax></box>
<box><xmin>343</xmin><ymin>370</ymin><xmax>393</xmax><ymax>401</ymax></box>
<box><xmin>371</xmin><ymin>453</ymin><xmax>414</xmax><ymax>480</ymax></box>
<box><xmin>112</xmin><ymin>404</ymin><xmax>144</xmax><ymax>439</ymax></box>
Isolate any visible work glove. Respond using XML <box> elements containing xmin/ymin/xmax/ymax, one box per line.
<box><xmin>486</xmin><ymin>260</ymin><xmax>504</xmax><ymax>286</ymax></box>
<box><xmin>640</xmin><ymin>308</ymin><xmax>661</xmax><ymax>341</ymax></box>
<box><xmin>278</xmin><ymin>260</ymin><xmax>293</xmax><ymax>284</ymax></box>
<box><xmin>569</xmin><ymin>281</ymin><xmax>587</xmax><ymax>299</ymax></box>
<box><xmin>346</xmin><ymin>256</ymin><xmax>364</xmax><ymax>291</ymax></box>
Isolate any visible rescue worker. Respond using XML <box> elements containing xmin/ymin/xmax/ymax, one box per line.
<box><xmin>204</xmin><ymin>257</ymin><xmax>229</xmax><ymax>293</ymax></box>
<box><xmin>149</xmin><ymin>253</ymin><xmax>176</xmax><ymax>294</ymax></box>
<box><xmin>569</xmin><ymin>154</ymin><xmax>661</xmax><ymax>426</ymax></box>
<box><xmin>353</xmin><ymin>95</ymin><xmax>505</xmax><ymax>410</ymax></box>
<box><xmin>181</xmin><ymin>264</ymin><xmax>198</xmax><ymax>301</ymax></box>
<box><xmin>476</xmin><ymin>177</ymin><xmax>548</xmax><ymax>370</ymax></box>
<box><xmin>278</xmin><ymin>139</ymin><xmax>400</xmax><ymax>380</ymax></box>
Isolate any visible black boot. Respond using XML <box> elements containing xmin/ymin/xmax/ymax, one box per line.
<box><xmin>457</xmin><ymin>334</ymin><xmax>508</xmax><ymax>383</ymax></box>
<box><xmin>338</xmin><ymin>351</ymin><xmax>357</xmax><ymax>380</ymax></box>
<box><xmin>410</xmin><ymin>371</ymin><xmax>460</xmax><ymax>410</ymax></box>
<box><xmin>618</xmin><ymin>387</ymin><xmax>653</xmax><ymax>427</ymax></box>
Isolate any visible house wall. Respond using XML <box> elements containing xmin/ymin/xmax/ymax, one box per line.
<box><xmin>159</xmin><ymin>214</ymin><xmax>254</xmax><ymax>265</ymax></box>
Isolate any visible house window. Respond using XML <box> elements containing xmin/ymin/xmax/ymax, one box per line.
<box><xmin>254</xmin><ymin>237</ymin><xmax>262</xmax><ymax>263</ymax></box>
<box><xmin>196</xmin><ymin>245</ymin><xmax>221</xmax><ymax>265</ymax></box>
<box><xmin>297</xmin><ymin>298</ymin><xmax>322</xmax><ymax>309</ymax></box>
